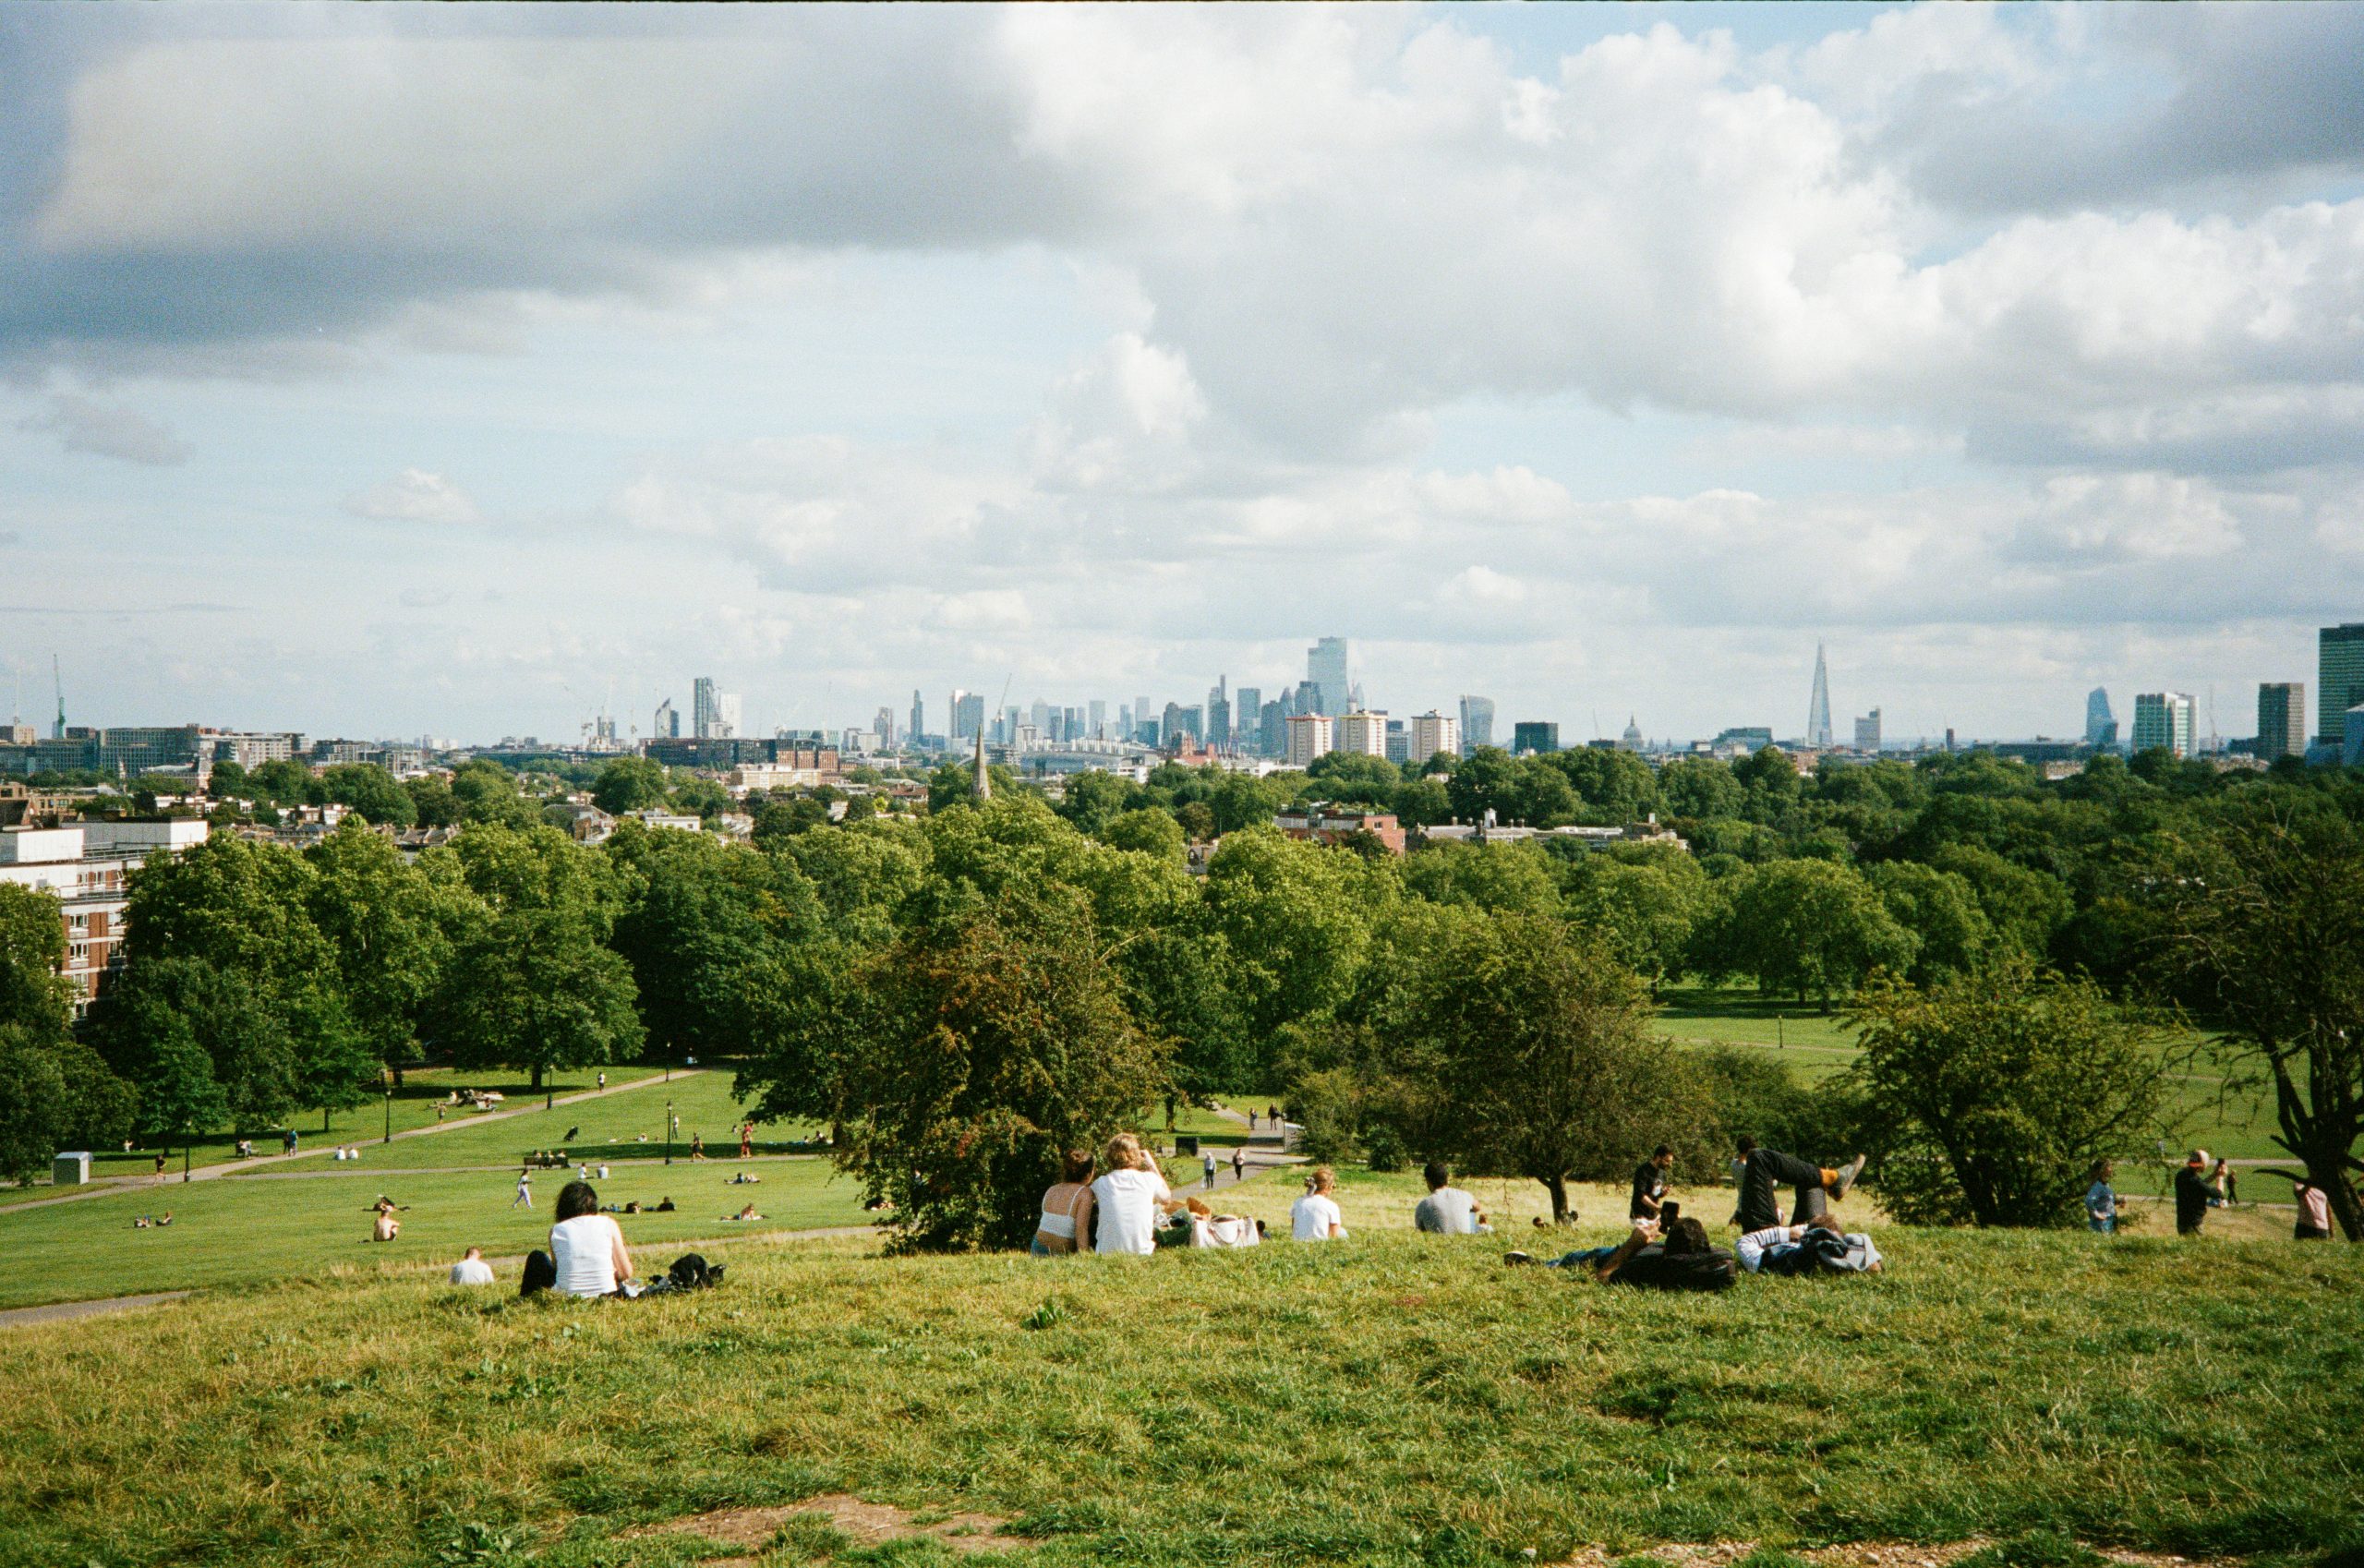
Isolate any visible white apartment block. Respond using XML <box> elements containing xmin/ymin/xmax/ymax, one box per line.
<box><xmin>1284</xmin><ymin>713</ymin><xmax>1333</xmax><ymax>767</ymax></box>
<box><xmin>1333</xmin><ymin>710</ymin><xmax>1388</xmax><ymax>757</ymax></box>
<box><xmin>1406</xmin><ymin>711</ymin><xmax>1460</xmax><ymax>766</ymax></box>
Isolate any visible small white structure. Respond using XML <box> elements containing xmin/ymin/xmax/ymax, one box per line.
<box><xmin>53</xmin><ymin>1151</ymin><xmax>91</xmax><ymax>1186</ymax></box>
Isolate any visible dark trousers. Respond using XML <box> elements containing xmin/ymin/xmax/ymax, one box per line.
<box><xmin>1543</xmin><ymin>1247</ymin><xmax>1621</xmax><ymax>1270</ymax></box>
<box><xmin>521</xmin><ymin>1248</ymin><xmax>557</xmax><ymax>1297</ymax></box>
<box><xmin>1740</xmin><ymin>1149</ymin><xmax>1827</xmax><ymax>1232</ymax></box>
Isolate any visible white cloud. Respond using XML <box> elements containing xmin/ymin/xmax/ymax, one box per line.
<box><xmin>18</xmin><ymin>393</ymin><xmax>190</xmax><ymax>464</ymax></box>
<box><xmin>344</xmin><ymin>470</ymin><xmax>481</xmax><ymax>525</ymax></box>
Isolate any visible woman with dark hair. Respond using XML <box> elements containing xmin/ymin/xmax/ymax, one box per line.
<box><xmin>1032</xmin><ymin>1149</ymin><xmax>1096</xmax><ymax>1256</ymax></box>
<box><xmin>524</xmin><ymin>1180</ymin><xmax>634</xmax><ymax>1298</ymax></box>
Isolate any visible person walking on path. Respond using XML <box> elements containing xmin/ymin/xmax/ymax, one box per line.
<box><xmin>1247</xmin><ymin>1109</ymin><xmax>1257</xmax><ymax>1132</ymax></box>
<box><xmin>2210</xmin><ymin>1157</ymin><xmax>2237</xmax><ymax>1207</ymax></box>
<box><xmin>1231</xmin><ymin>1147</ymin><xmax>1247</xmax><ymax>1184</ymax></box>
<box><xmin>597</xmin><ymin>1071</ymin><xmax>607</xmax><ymax>1091</ymax></box>
<box><xmin>2294</xmin><ymin>1177</ymin><xmax>2334</xmax><ymax>1240</ymax></box>
<box><xmin>512</xmin><ymin>1166</ymin><xmax>534</xmax><ymax>1210</ymax></box>
<box><xmin>2085</xmin><ymin>1160</ymin><xmax>2118</xmax><ymax>1234</ymax></box>
<box><xmin>739</xmin><ymin>1122</ymin><xmax>754</xmax><ymax>1161</ymax></box>
<box><xmin>2175</xmin><ymin>1150</ymin><xmax>2213</xmax><ymax>1236</ymax></box>
<box><xmin>690</xmin><ymin>1134</ymin><xmax>706</xmax><ymax>1162</ymax></box>
<box><xmin>1202</xmin><ymin>1151</ymin><xmax>1218</xmax><ymax>1190</ymax></box>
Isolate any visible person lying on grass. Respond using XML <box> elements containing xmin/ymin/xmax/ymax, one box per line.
<box><xmin>1731</xmin><ymin>1136</ymin><xmax>1865</xmax><ymax>1230</ymax></box>
<box><xmin>727</xmin><ymin>1203</ymin><xmax>764</xmax><ymax>1222</ymax></box>
<box><xmin>1734</xmin><ymin>1220</ymin><xmax>1884</xmax><ymax>1275</ymax></box>
<box><xmin>522</xmin><ymin>1180</ymin><xmax>635</xmax><ymax>1298</ymax></box>
<box><xmin>1504</xmin><ymin>1216</ymin><xmax>1738</xmax><ymax>1291</ymax></box>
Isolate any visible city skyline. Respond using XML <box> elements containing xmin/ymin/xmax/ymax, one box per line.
<box><xmin>5</xmin><ymin>6</ymin><xmax>2362</xmax><ymax>741</ymax></box>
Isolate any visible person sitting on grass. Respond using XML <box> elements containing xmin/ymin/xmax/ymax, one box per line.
<box><xmin>1731</xmin><ymin>1136</ymin><xmax>1865</xmax><ymax>1231</ymax></box>
<box><xmin>1088</xmin><ymin>1133</ymin><xmax>1186</xmax><ymax>1255</ymax></box>
<box><xmin>1032</xmin><ymin>1148</ymin><xmax>1096</xmax><ymax>1257</ymax></box>
<box><xmin>1505</xmin><ymin>1216</ymin><xmax>1737</xmax><ymax>1291</ymax></box>
<box><xmin>729</xmin><ymin>1203</ymin><xmax>763</xmax><ymax>1222</ymax></box>
<box><xmin>1293</xmin><ymin>1166</ymin><xmax>1347</xmax><ymax>1242</ymax></box>
<box><xmin>728</xmin><ymin>1171</ymin><xmax>760</xmax><ymax>1186</ymax></box>
<box><xmin>2293</xmin><ymin>1176</ymin><xmax>2334</xmax><ymax>1240</ymax></box>
<box><xmin>1414</xmin><ymin>1162</ymin><xmax>1488</xmax><ymax>1236</ymax></box>
<box><xmin>2175</xmin><ymin>1150</ymin><xmax>2213</xmax><ymax>1236</ymax></box>
<box><xmin>448</xmin><ymin>1247</ymin><xmax>495</xmax><ymax>1285</ymax></box>
<box><xmin>1735</xmin><ymin>1219</ymin><xmax>1884</xmax><ymax>1275</ymax></box>
<box><xmin>522</xmin><ymin>1180</ymin><xmax>634</xmax><ymax>1299</ymax></box>
<box><xmin>1631</xmin><ymin>1145</ymin><xmax>1674</xmax><ymax>1224</ymax></box>
<box><xmin>368</xmin><ymin>1196</ymin><xmax>403</xmax><ymax>1243</ymax></box>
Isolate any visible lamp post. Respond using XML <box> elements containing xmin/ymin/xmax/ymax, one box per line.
<box><xmin>382</xmin><ymin>1076</ymin><xmax>393</xmax><ymax>1144</ymax></box>
<box><xmin>665</xmin><ymin>1100</ymin><xmax>673</xmax><ymax>1166</ymax></box>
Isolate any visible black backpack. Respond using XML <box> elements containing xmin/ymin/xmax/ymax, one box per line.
<box><xmin>667</xmin><ymin>1252</ymin><xmax>722</xmax><ymax>1290</ymax></box>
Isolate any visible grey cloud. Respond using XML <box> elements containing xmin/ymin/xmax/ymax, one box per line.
<box><xmin>18</xmin><ymin>392</ymin><xmax>190</xmax><ymax>464</ymax></box>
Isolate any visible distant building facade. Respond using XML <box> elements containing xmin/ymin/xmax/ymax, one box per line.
<box><xmin>1284</xmin><ymin>713</ymin><xmax>1333</xmax><ymax>767</ymax></box>
<box><xmin>1457</xmin><ymin>695</ymin><xmax>1495</xmax><ymax>754</ymax></box>
<box><xmin>1406</xmin><ymin>712</ymin><xmax>1460</xmax><ymax>766</ymax></box>
<box><xmin>1308</xmin><ymin>637</ymin><xmax>1350</xmax><ymax>718</ymax></box>
<box><xmin>0</xmin><ymin>819</ymin><xmax>209</xmax><ymax>1012</ymax></box>
<box><xmin>2084</xmin><ymin>688</ymin><xmax>2117</xmax><ymax>749</ymax></box>
<box><xmin>1333</xmin><ymin>710</ymin><xmax>1388</xmax><ymax>757</ymax></box>
<box><xmin>2257</xmin><ymin>682</ymin><xmax>2306</xmax><ymax>761</ymax></box>
<box><xmin>2131</xmin><ymin>692</ymin><xmax>2196</xmax><ymax>759</ymax></box>
<box><xmin>1273</xmin><ymin>804</ymin><xmax>1405</xmax><ymax>855</ymax></box>
<box><xmin>2321</xmin><ymin>624</ymin><xmax>2364</xmax><ymax>747</ymax></box>
<box><xmin>1511</xmin><ymin>720</ymin><xmax>1560</xmax><ymax>755</ymax></box>
<box><xmin>1853</xmin><ymin>709</ymin><xmax>1882</xmax><ymax>754</ymax></box>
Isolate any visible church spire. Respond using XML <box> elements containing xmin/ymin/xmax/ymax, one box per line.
<box><xmin>972</xmin><ymin>724</ymin><xmax>991</xmax><ymax>802</ymax></box>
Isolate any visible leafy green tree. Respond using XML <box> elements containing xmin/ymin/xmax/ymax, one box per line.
<box><xmin>1546</xmin><ymin>747</ymin><xmax>1660</xmax><ymax>825</ymax></box>
<box><xmin>751</xmin><ymin>796</ymin><xmax>830</xmax><ymax>843</ymax></box>
<box><xmin>1208</xmin><ymin>772</ymin><xmax>1290</xmax><ymax>833</ymax></box>
<box><xmin>669</xmin><ymin>775</ymin><xmax>733</xmax><ymax>820</ymax></box>
<box><xmin>1658</xmin><ymin>755</ymin><xmax>1743</xmax><ymax>821</ymax></box>
<box><xmin>1562</xmin><ymin>850</ymin><xmax>1713</xmax><ymax>995</ymax></box>
<box><xmin>2153</xmin><ymin>802</ymin><xmax>2364</xmax><ymax>1239</ymax></box>
<box><xmin>1732</xmin><ymin>745</ymin><xmax>1803</xmax><ymax>822</ymax></box>
<box><xmin>1401</xmin><ymin>840</ymin><xmax>1561</xmax><ymax>913</ymax></box>
<box><xmin>1392</xmin><ymin>776</ymin><xmax>1452</xmax><ymax>828</ymax></box>
<box><xmin>0</xmin><ymin>884</ymin><xmax>76</xmax><ymax>1036</ymax></box>
<box><xmin>1101</xmin><ymin>806</ymin><xmax>1186</xmax><ymax>864</ymax></box>
<box><xmin>449</xmin><ymin>761</ymin><xmax>542</xmax><ymax>828</ymax></box>
<box><xmin>1305</xmin><ymin>752</ymin><xmax>1401</xmax><ymax>807</ymax></box>
<box><xmin>1444</xmin><ymin>746</ymin><xmax>1517</xmax><ymax>826</ymax></box>
<box><xmin>304</xmin><ymin>819</ymin><xmax>454</xmax><ymax>1077</ymax></box>
<box><xmin>1054</xmin><ymin>770</ymin><xmax>1136</xmax><ymax>837</ymax></box>
<box><xmin>1924</xmin><ymin>844</ymin><xmax>2070</xmax><ymax>962</ymax></box>
<box><xmin>1202</xmin><ymin>827</ymin><xmax>1381</xmax><ymax>1052</ymax></box>
<box><xmin>1391</xmin><ymin>911</ymin><xmax>1704</xmax><ymax>1223</ymax></box>
<box><xmin>1175</xmin><ymin>801</ymin><xmax>1217</xmax><ymax>841</ymax></box>
<box><xmin>782</xmin><ymin>888</ymin><xmax>1164</xmax><ymax>1251</ymax></box>
<box><xmin>404</xmin><ymin>775</ymin><xmax>462</xmax><ymax>828</ymax></box>
<box><xmin>206</xmin><ymin>759</ymin><xmax>249</xmax><ymax>800</ymax></box>
<box><xmin>1696</xmin><ymin>858</ymin><xmax>1917</xmax><ymax>1004</ymax></box>
<box><xmin>1866</xmin><ymin>861</ymin><xmax>1992</xmax><ymax>982</ymax></box>
<box><xmin>1845</xmin><ymin>958</ymin><xmax>2175</xmax><ymax>1227</ymax></box>
<box><xmin>320</xmin><ymin>763</ymin><xmax>416</xmax><ymax>826</ymax></box>
<box><xmin>430</xmin><ymin>825</ymin><xmax>644</xmax><ymax>1087</ymax></box>
<box><xmin>0</xmin><ymin>1026</ymin><xmax>134</xmax><ymax>1183</ymax></box>
<box><xmin>591</xmin><ymin>756</ymin><xmax>671</xmax><ymax>815</ymax></box>
<box><xmin>608</xmin><ymin>821</ymin><xmax>814</xmax><ymax>1061</ymax></box>
<box><xmin>247</xmin><ymin>758</ymin><xmax>320</xmax><ymax>806</ymax></box>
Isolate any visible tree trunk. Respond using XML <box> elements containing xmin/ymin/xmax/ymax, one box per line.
<box><xmin>1542</xmin><ymin>1173</ymin><xmax>1570</xmax><ymax>1225</ymax></box>
<box><xmin>531</xmin><ymin>1062</ymin><xmax>546</xmax><ymax>1091</ymax></box>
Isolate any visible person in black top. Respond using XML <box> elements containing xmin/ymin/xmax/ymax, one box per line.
<box><xmin>1732</xmin><ymin>1135</ymin><xmax>1864</xmax><ymax>1231</ymax></box>
<box><xmin>2174</xmin><ymin>1151</ymin><xmax>2213</xmax><ymax>1236</ymax></box>
<box><xmin>1630</xmin><ymin>1146</ymin><xmax>1674</xmax><ymax>1223</ymax></box>
<box><xmin>1505</xmin><ymin>1216</ymin><xmax>1737</xmax><ymax>1291</ymax></box>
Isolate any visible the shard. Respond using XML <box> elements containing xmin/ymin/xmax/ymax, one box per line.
<box><xmin>1807</xmin><ymin>643</ymin><xmax>1834</xmax><ymax>748</ymax></box>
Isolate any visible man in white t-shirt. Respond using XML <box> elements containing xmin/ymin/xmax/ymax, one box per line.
<box><xmin>448</xmin><ymin>1246</ymin><xmax>496</xmax><ymax>1286</ymax></box>
<box><xmin>1088</xmin><ymin>1133</ymin><xmax>1180</xmax><ymax>1254</ymax></box>
<box><xmin>1292</xmin><ymin>1166</ymin><xmax>1346</xmax><ymax>1241</ymax></box>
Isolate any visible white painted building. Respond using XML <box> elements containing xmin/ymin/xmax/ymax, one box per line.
<box><xmin>1407</xmin><ymin>712</ymin><xmax>1460</xmax><ymax>766</ymax></box>
<box><xmin>1333</xmin><ymin>710</ymin><xmax>1388</xmax><ymax>757</ymax></box>
<box><xmin>1284</xmin><ymin>713</ymin><xmax>1333</xmax><ymax>767</ymax></box>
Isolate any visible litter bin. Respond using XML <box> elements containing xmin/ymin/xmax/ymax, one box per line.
<box><xmin>53</xmin><ymin>1151</ymin><xmax>91</xmax><ymax>1187</ymax></box>
<box><xmin>1176</xmin><ymin>1135</ymin><xmax>1200</xmax><ymax>1156</ymax></box>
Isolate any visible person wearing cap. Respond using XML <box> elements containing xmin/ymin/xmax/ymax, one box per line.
<box><xmin>2174</xmin><ymin>1150</ymin><xmax>2213</xmax><ymax>1236</ymax></box>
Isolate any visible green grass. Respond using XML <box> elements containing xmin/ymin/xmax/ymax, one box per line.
<box><xmin>0</xmin><ymin>1225</ymin><xmax>2356</xmax><ymax>1567</ymax></box>
<box><xmin>0</xmin><ymin>1160</ymin><xmax>874</xmax><ymax>1309</ymax></box>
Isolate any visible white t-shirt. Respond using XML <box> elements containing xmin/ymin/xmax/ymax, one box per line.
<box><xmin>1089</xmin><ymin>1167</ymin><xmax>1171</xmax><ymax>1255</ymax></box>
<box><xmin>549</xmin><ymin>1213</ymin><xmax>625</xmax><ymax>1297</ymax></box>
<box><xmin>1293</xmin><ymin>1192</ymin><xmax>1345</xmax><ymax>1241</ymax></box>
<box><xmin>448</xmin><ymin>1257</ymin><xmax>496</xmax><ymax>1285</ymax></box>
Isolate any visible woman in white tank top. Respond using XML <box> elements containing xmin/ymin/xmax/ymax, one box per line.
<box><xmin>549</xmin><ymin>1180</ymin><xmax>634</xmax><ymax>1297</ymax></box>
<box><xmin>1032</xmin><ymin>1149</ymin><xmax>1097</xmax><ymax>1255</ymax></box>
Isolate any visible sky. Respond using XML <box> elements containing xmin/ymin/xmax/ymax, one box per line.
<box><xmin>3</xmin><ymin>3</ymin><xmax>2360</xmax><ymax>747</ymax></box>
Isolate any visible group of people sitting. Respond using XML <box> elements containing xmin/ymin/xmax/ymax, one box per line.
<box><xmin>1033</xmin><ymin>1133</ymin><xmax>1277</xmax><ymax>1254</ymax></box>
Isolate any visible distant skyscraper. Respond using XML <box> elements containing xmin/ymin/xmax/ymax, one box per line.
<box><xmin>1308</xmin><ymin>637</ymin><xmax>1350</xmax><ymax>717</ymax></box>
<box><xmin>1457</xmin><ymin>695</ymin><xmax>1495</xmax><ymax>754</ymax></box>
<box><xmin>910</xmin><ymin>689</ymin><xmax>924</xmax><ymax>746</ymax></box>
<box><xmin>1511</xmin><ymin>720</ymin><xmax>1560</xmax><ymax>755</ymax></box>
<box><xmin>2258</xmin><ymin>682</ymin><xmax>2305</xmax><ymax>761</ymax></box>
<box><xmin>874</xmin><ymin>706</ymin><xmax>897</xmax><ymax>748</ymax></box>
<box><xmin>1806</xmin><ymin>643</ymin><xmax>1834</xmax><ymax>749</ymax></box>
<box><xmin>1853</xmin><ymin>709</ymin><xmax>1881</xmax><ymax>754</ymax></box>
<box><xmin>1207</xmin><ymin>677</ymin><xmax>1230</xmax><ymax>747</ymax></box>
<box><xmin>654</xmin><ymin>698</ymin><xmax>680</xmax><ymax>740</ymax></box>
<box><xmin>1088</xmin><ymin>699</ymin><xmax>1106</xmax><ymax>741</ymax></box>
<box><xmin>953</xmin><ymin>691</ymin><xmax>985</xmax><ymax>741</ymax></box>
<box><xmin>2321</xmin><ymin>624</ymin><xmax>2364</xmax><ymax>746</ymax></box>
<box><xmin>716</xmin><ymin>693</ymin><xmax>742</xmax><ymax>738</ymax></box>
<box><xmin>1407</xmin><ymin>711</ymin><xmax>1460</xmax><ymax>766</ymax></box>
<box><xmin>2084</xmin><ymin>688</ymin><xmax>2117</xmax><ymax>749</ymax></box>
<box><xmin>692</xmin><ymin>677</ymin><xmax>720</xmax><ymax>738</ymax></box>
<box><xmin>1233</xmin><ymin>687</ymin><xmax>1261</xmax><ymax>753</ymax></box>
<box><xmin>2131</xmin><ymin>692</ymin><xmax>2196</xmax><ymax>759</ymax></box>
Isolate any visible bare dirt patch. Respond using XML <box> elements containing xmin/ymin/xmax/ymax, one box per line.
<box><xmin>626</xmin><ymin>1492</ymin><xmax>1039</xmax><ymax>1557</ymax></box>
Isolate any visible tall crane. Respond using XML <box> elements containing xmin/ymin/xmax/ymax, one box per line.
<box><xmin>52</xmin><ymin>656</ymin><xmax>65</xmax><ymax>740</ymax></box>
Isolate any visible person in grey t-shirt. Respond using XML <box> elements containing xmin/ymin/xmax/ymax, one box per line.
<box><xmin>1414</xmin><ymin>1162</ymin><xmax>1489</xmax><ymax>1235</ymax></box>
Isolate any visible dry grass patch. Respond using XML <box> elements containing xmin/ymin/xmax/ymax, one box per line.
<box><xmin>628</xmin><ymin>1492</ymin><xmax>1039</xmax><ymax>1558</ymax></box>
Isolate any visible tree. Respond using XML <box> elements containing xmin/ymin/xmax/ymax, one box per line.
<box><xmin>1392</xmin><ymin>912</ymin><xmax>1701</xmax><ymax>1223</ymax></box>
<box><xmin>1696</xmin><ymin>859</ymin><xmax>1917</xmax><ymax>1005</ymax></box>
<box><xmin>1444</xmin><ymin>746</ymin><xmax>1517</xmax><ymax>826</ymax></box>
<box><xmin>608</xmin><ymin>822</ymin><xmax>811</xmax><ymax>1061</ymax></box>
<box><xmin>1845</xmin><ymin>958</ymin><xmax>2176</xmax><ymax>1227</ymax></box>
<box><xmin>1101</xmin><ymin>807</ymin><xmax>1186</xmax><ymax>864</ymax></box>
<box><xmin>404</xmin><ymin>775</ymin><xmax>462</xmax><ymax>828</ymax></box>
<box><xmin>1175</xmin><ymin>801</ymin><xmax>1218</xmax><ymax>842</ymax></box>
<box><xmin>1202</xmin><ymin>828</ymin><xmax>1381</xmax><ymax>1052</ymax></box>
<box><xmin>430</xmin><ymin>825</ymin><xmax>644</xmax><ymax>1087</ymax></box>
<box><xmin>1546</xmin><ymin>747</ymin><xmax>1660</xmax><ymax>826</ymax></box>
<box><xmin>0</xmin><ymin>885</ymin><xmax>132</xmax><ymax>1180</ymax></box>
<box><xmin>450</xmin><ymin>761</ymin><xmax>542</xmax><ymax>828</ymax></box>
<box><xmin>1401</xmin><ymin>840</ymin><xmax>1561</xmax><ymax>914</ymax></box>
<box><xmin>320</xmin><ymin>763</ymin><xmax>416</xmax><ymax>826</ymax></box>
<box><xmin>2153</xmin><ymin>803</ymin><xmax>2364</xmax><ymax>1239</ymax></box>
<box><xmin>304</xmin><ymin>819</ymin><xmax>454</xmax><ymax>1077</ymax></box>
<box><xmin>1865</xmin><ymin>861</ymin><xmax>1992</xmax><ymax>982</ymax></box>
<box><xmin>0</xmin><ymin>883</ymin><xmax>76</xmax><ymax>1036</ymax></box>
<box><xmin>787</xmin><ymin>889</ymin><xmax>1164</xmax><ymax>1251</ymax></box>
<box><xmin>1658</xmin><ymin>756</ymin><xmax>1743</xmax><ymax>822</ymax></box>
<box><xmin>591</xmin><ymin>756</ymin><xmax>671</xmax><ymax>815</ymax></box>
<box><xmin>1392</xmin><ymin>776</ymin><xmax>1452</xmax><ymax>828</ymax></box>
<box><xmin>247</xmin><ymin>758</ymin><xmax>320</xmax><ymax>806</ymax></box>
<box><xmin>1055</xmin><ymin>770</ymin><xmax>1135</xmax><ymax>837</ymax></box>
<box><xmin>1562</xmin><ymin>851</ymin><xmax>1712</xmax><ymax>995</ymax></box>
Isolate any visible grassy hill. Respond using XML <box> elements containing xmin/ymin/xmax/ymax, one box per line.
<box><xmin>2</xmin><ymin>1212</ymin><xmax>2356</xmax><ymax>1568</ymax></box>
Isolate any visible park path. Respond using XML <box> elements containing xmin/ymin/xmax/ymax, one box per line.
<box><xmin>0</xmin><ymin>1221</ymin><xmax>885</xmax><ymax>1333</ymax></box>
<box><xmin>1</xmin><ymin>1069</ymin><xmax>712</xmax><ymax>1215</ymax></box>
<box><xmin>1171</xmin><ymin>1102</ymin><xmax>1302</xmax><ymax>1199</ymax></box>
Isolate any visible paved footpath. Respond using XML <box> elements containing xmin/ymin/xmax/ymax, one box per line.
<box><xmin>1</xmin><ymin>1069</ymin><xmax>711</xmax><ymax>1214</ymax></box>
